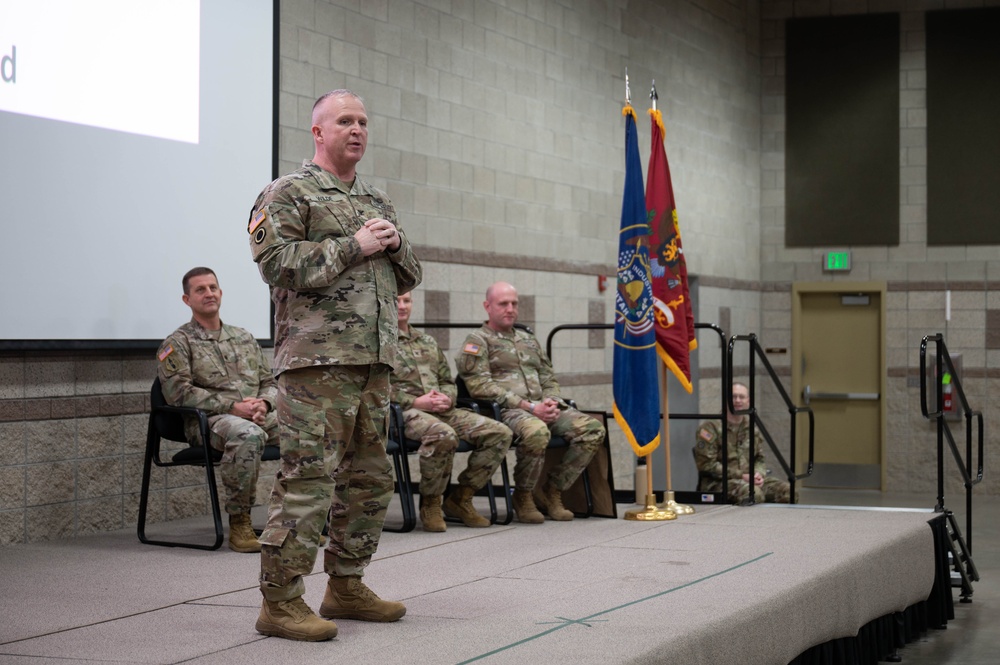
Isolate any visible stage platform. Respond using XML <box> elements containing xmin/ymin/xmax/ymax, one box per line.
<box><xmin>0</xmin><ymin>501</ymin><xmax>951</xmax><ymax>665</ymax></box>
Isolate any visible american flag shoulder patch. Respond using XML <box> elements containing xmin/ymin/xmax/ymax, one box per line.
<box><xmin>248</xmin><ymin>208</ymin><xmax>267</xmax><ymax>234</ymax></box>
<box><xmin>158</xmin><ymin>344</ymin><xmax>174</xmax><ymax>362</ymax></box>
<box><xmin>462</xmin><ymin>342</ymin><xmax>480</xmax><ymax>355</ymax></box>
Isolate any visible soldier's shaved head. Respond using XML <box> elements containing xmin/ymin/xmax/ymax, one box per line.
<box><xmin>485</xmin><ymin>281</ymin><xmax>516</xmax><ymax>302</ymax></box>
<box><xmin>484</xmin><ymin>282</ymin><xmax>519</xmax><ymax>333</ymax></box>
<box><xmin>312</xmin><ymin>89</ymin><xmax>363</xmax><ymax>123</ymax></box>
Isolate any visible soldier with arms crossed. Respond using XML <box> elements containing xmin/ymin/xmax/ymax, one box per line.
<box><xmin>157</xmin><ymin>267</ymin><xmax>277</xmax><ymax>554</ymax></box>
<box><xmin>249</xmin><ymin>89</ymin><xmax>422</xmax><ymax>641</ymax></box>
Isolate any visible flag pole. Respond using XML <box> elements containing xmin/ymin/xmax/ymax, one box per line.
<box><xmin>659</xmin><ymin>363</ymin><xmax>694</xmax><ymax>515</ymax></box>
<box><xmin>648</xmin><ymin>80</ymin><xmax>694</xmax><ymax>517</ymax></box>
<box><xmin>622</xmin><ymin>68</ymin><xmax>676</xmax><ymax>522</ymax></box>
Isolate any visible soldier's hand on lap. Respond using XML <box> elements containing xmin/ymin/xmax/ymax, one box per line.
<box><xmin>534</xmin><ymin>398</ymin><xmax>561</xmax><ymax>424</ymax></box>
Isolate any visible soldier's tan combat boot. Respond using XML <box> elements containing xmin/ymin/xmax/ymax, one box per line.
<box><xmin>512</xmin><ymin>488</ymin><xmax>544</xmax><ymax>524</ymax></box>
<box><xmin>228</xmin><ymin>513</ymin><xmax>261</xmax><ymax>553</ymax></box>
<box><xmin>255</xmin><ymin>597</ymin><xmax>338</xmax><ymax>641</ymax></box>
<box><xmin>442</xmin><ymin>485</ymin><xmax>490</xmax><ymax>527</ymax></box>
<box><xmin>537</xmin><ymin>482</ymin><xmax>574</xmax><ymax>521</ymax></box>
<box><xmin>319</xmin><ymin>576</ymin><xmax>406</xmax><ymax>622</ymax></box>
<box><xmin>419</xmin><ymin>495</ymin><xmax>446</xmax><ymax>532</ymax></box>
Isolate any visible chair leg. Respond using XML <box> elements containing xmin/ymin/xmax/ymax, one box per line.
<box><xmin>137</xmin><ymin>455</ymin><xmax>224</xmax><ymax>549</ymax></box>
<box><xmin>497</xmin><ymin>457</ymin><xmax>514</xmax><ymax>525</ymax></box>
<box><xmin>384</xmin><ymin>443</ymin><xmax>416</xmax><ymax>533</ymax></box>
<box><xmin>578</xmin><ymin>468</ymin><xmax>594</xmax><ymax>518</ymax></box>
<box><xmin>484</xmin><ymin>480</ymin><xmax>498</xmax><ymax>524</ymax></box>
<box><xmin>203</xmin><ymin>447</ymin><xmax>225</xmax><ymax>549</ymax></box>
<box><xmin>136</xmin><ymin>424</ymin><xmax>157</xmax><ymax>546</ymax></box>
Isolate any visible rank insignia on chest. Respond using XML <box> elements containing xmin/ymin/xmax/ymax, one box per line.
<box><xmin>462</xmin><ymin>342</ymin><xmax>480</xmax><ymax>355</ymax></box>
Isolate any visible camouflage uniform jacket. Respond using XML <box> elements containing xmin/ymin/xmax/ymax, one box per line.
<box><xmin>456</xmin><ymin>325</ymin><xmax>563</xmax><ymax>409</ymax></box>
<box><xmin>157</xmin><ymin>318</ymin><xmax>277</xmax><ymax>442</ymax></box>
<box><xmin>694</xmin><ymin>417</ymin><xmax>767</xmax><ymax>484</ymax></box>
<box><xmin>390</xmin><ymin>326</ymin><xmax>457</xmax><ymax>410</ymax></box>
<box><xmin>248</xmin><ymin>160</ymin><xmax>422</xmax><ymax>374</ymax></box>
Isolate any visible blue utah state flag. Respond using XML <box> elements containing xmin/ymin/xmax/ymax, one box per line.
<box><xmin>613</xmin><ymin>104</ymin><xmax>661</xmax><ymax>456</ymax></box>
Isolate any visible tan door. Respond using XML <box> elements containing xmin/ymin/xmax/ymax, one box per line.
<box><xmin>793</xmin><ymin>284</ymin><xmax>886</xmax><ymax>489</ymax></box>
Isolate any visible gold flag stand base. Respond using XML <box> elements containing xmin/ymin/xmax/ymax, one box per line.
<box><xmin>659</xmin><ymin>490</ymin><xmax>695</xmax><ymax>516</ymax></box>
<box><xmin>624</xmin><ymin>493</ymin><xmax>677</xmax><ymax>521</ymax></box>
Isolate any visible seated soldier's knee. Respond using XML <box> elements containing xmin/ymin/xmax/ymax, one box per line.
<box><xmin>438</xmin><ymin>428</ymin><xmax>460</xmax><ymax>452</ymax></box>
<box><xmin>579</xmin><ymin>420</ymin><xmax>606</xmax><ymax>446</ymax></box>
<box><xmin>488</xmin><ymin>421</ymin><xmax>513</xmax><ymax>445</ymax></box>
<box><xmin>423</xmin><ymin>433</ymin><xmax>458</xmax><ymax>456</ymax></box>
<box><xmin>419</xmin><ymin>421</ymin><xmax>459</xmax><ymax>454</ymax></box>
<box><xmin>243</xmin><ymin>423</ymin><xmax>269</xmax><ymax>447</ymax></box>
<box><xmin>517</xmin><ymin>427</ymin><xmax>551</xmax><ymax>455</ymax></box>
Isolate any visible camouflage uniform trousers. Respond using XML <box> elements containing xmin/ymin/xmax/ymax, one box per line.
<box><xmin>401</xmin><ymin>407</ymin><xmax>512</xmax><ymax>497</ymax></box>
<box><xmin>206</xmin><ymin>411</ymin><xmax>278</xmax><ymax>515</ymax></box>
<box><xmin>727</xmin><ymin>476</ymin><xmax>792</xmax><ymax>504</ymax></box>
<box><xmin>259</xmin><ymin>364</ymin><xmax>393</xmax><ymax>602</ymax></box>
<box><xmin>499</xmin><ymin>406</ymin><xmax>604</xmax><ymax>491</ymax></box>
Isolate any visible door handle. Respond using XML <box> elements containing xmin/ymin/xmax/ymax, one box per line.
<box><xmin>803</xmin><ymin>385</ymin><xmax>879</xmax><ymax>405</ymax></box>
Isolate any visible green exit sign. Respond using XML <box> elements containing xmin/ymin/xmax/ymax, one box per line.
<box><xmin>824</xmin><ymin>251</ymin><xmax>851</xmax><ymax>272</ymax></box>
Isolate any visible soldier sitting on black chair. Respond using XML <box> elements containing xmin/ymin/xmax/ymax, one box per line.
<box><xmin>157</xmin><ymin>266</ymin><xmax>278</xmax><ymax>552</ymax></box>
<box><xmin>390</xmin><ymin>291</ymin><xmax>512</xmax><ymax>531</ymax></box>
<box><xmin>455</xmin><ymin>281</ymin><xmax>605</xmax><ymax>524</ymax></box>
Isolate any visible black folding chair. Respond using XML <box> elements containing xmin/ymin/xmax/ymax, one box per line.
<box><xmin>391</xmin><ymin>402</ymin><xmax>511</xmax><ymax>526</ymax></box>
<box><xmin>454</xmin><ymin>376</ymin><xmax>592</xmax><ymax>520</ymax></box>
<box><xmin>384</xmin><ymin>404</ymin><xmax>417</xmax><ymax>533</ymax></box>
<box><xmin>137</xmin><ymin>377</ymin><xmax>278</xmax><ymax>550</ymax></box>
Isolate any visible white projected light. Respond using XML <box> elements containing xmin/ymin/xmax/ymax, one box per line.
<box><xmin>0</xmin><ymin>0</ymin><xmax>200</xmax><ymax>143</ymax></box>
<box><xmin>0</xmin><ymin>0</ymin><xmax>275</xmax><ymax>345</ymax></box>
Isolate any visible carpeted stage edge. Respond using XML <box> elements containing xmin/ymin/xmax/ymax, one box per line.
<box><xmin>788</xmin><ymin>507</ymin><xmax>953</xmax><ymax>665</ymax></box>
<box><xmin>438</xmin><ymin>504</ymin><xmax>952</xmax><ymax>665</ymax></box>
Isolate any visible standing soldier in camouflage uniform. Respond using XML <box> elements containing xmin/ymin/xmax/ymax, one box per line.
<box><xmin>248</xmin><ymin>90</ymin><xmax>422</xmax><ymax>642</ymax></box>
<box><xmin>157</xmin><ymin>267</ymin><xmax>277</xmax><ymax>554</ymax></box>
<box><xmin>392</xmin><ymin>292</ymin><xmax>512</xmax><ymax>532</ymax></box>
<box><xmin>693</xmin><ymin>381</ymin><xmax>791</xmax><ymax>504</ymax></box>
<box><xmin>456</xmin><ymin>282</ymin><xmax>604</xmax><ymax>525</ymax></box>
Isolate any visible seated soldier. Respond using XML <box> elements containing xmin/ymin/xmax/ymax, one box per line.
<box><xmin>391</xmin><ymin>292</ymin><xmax>512</xmax><ymax>531</ymax></box>
<box><xmin>456</xmin><ymin>281</ymin><xmax>605</xmax><ymax>524</ymax></box>
<box><xmin>694</xmin><ymin>381</ymin><xmax>790</xmax><ymax>504</ymax></box>
<box><xmin>157</xmin><ymin>267</ymin><xmax>278</xmax><ymax>552</ymax></box>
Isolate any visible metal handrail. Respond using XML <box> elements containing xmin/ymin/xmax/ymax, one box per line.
<box><xmin>727</xmin><ymin>333</ymin><xmax>815</xmax><ymax>504</ymax></box>
<box><xmin>919</xmin><ymin>334</ymin><xmax>984</xmax><ymax>551</ymax></box>
<box><xmin>544</xmin><ymin>321</ymin><xmax>732</xmax><ymax>503</ymax></box>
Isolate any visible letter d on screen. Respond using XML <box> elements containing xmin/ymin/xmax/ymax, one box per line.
<box><xmin>1</xmin><ymin>45</ymin><xmax>14</xmax><ymax>83</ymax></box>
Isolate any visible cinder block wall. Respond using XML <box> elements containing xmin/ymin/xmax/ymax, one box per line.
<box><xmin>757</xmin><ymin>0</ymin><xmax>1000</xmax><ymax>497</ymax></box>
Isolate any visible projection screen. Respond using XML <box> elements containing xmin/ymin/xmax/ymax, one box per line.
<box><xmin>0</xmin><ymin>0</ymin><xmax>277</xmax><ymax>348</ymax></box>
